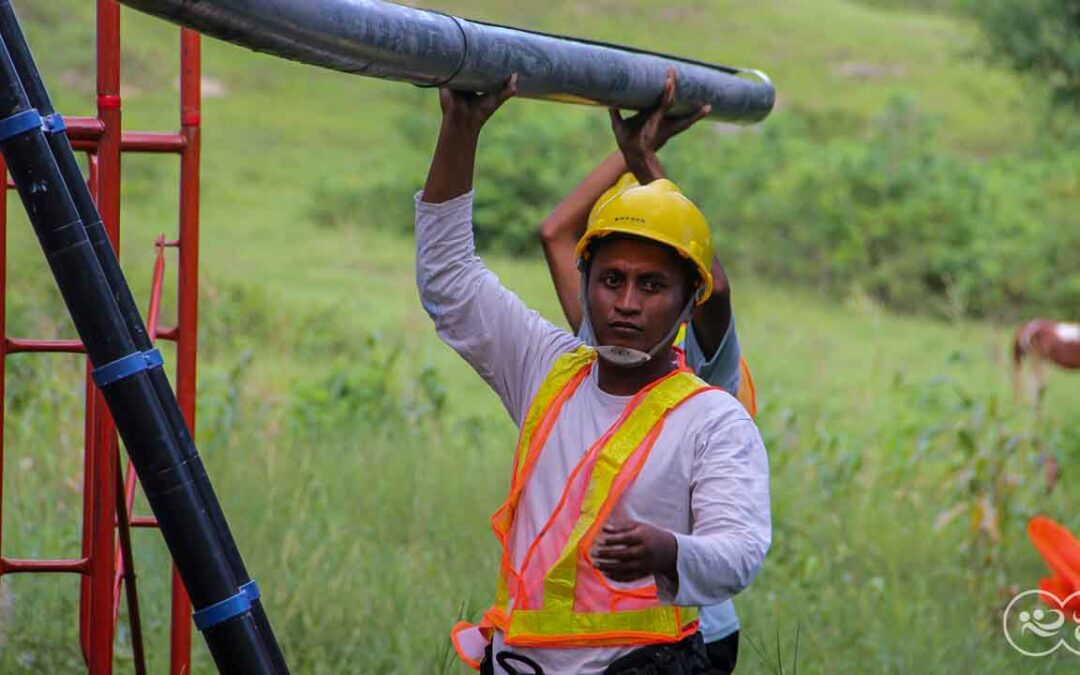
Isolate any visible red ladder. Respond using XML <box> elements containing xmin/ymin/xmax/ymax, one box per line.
<box><xmin>0</xmin><ymin>1</ymin><xmax>202</xmax><ymax>672</ymax></box>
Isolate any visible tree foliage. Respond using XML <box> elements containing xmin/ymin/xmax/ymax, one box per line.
<box><xmin>971</xmin><ymin>0</ymin><xmax>1080</xmax><ymax>109</ymax></box>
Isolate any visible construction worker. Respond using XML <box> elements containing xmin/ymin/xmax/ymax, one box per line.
<box><xmin>416</xmin><ymin>74</ymin><xmax>770</xmax><ymax>674</ymax></box>
<box><xmin>537</xmin><ymin>71</ymin><xmax>754</xmax><ymax>674</ymax></box>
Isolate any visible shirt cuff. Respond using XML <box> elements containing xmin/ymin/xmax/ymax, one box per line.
<box><xmin>657</xmin><ymin>531</ymin><xmax>737</xmax><ymax>607</ymax></box>
<box><xmin>655</xmin><ymin>568</ymin><xmax>679</xmax><ymax>604</ymax></box>
<box><xmin>415</xmin><ymin>189</ymin><xmax>474</xmax><ymax>213</ymax></box>
<box><xmin>655</xmin><ymin>532</ymin><xmax>688</xmax><ymax>604</ymax></box>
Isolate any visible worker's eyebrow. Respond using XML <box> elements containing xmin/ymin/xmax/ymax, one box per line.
<box><xmin>592</xmin><ymin>262</ymin><xmax>624</xmax><ymax>273</ymax></box>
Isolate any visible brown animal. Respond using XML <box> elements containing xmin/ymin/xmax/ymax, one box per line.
<box><xmin>1013</xmin><ymin>319</ymin><xmax>1080</xmax><ymax>399</ymax></box>
<box><xmin>1012</xmin><ymin>319</ymin><xmax>1080</xmax><ymax>493</ymax></box>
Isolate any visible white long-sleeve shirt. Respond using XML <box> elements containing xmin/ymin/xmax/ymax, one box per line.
<box><xmin>416</xmin><ymin>191</ymin><xmax>771</xmax><ymax>674</ymax></box>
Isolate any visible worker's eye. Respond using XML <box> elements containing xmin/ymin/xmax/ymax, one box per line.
<box><xmin>641</xmin><ymin>278</ymin><xmax>665</xmax><ymax>293</ymax></box>
<box><xmin>601</xmin><ymin>272</ymin><xmax>621</xmax><ymax>288</ymax></box>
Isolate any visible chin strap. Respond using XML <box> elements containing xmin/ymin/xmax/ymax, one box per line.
<box><xmin>579</xmin><ymin>267</ymin><xmax>701</xmax><ymax>368</ymax></box>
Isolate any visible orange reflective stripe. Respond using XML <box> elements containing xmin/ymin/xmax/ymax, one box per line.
<box><xmin>675</xmin><ymin>322</ymin><xmax>757</xmax><ymax>418</ymax></box>
<box><xmin>490</xmin><ymin>347</ymin><xmax>594</xmax><ymax>609</ymax></box>
<box><xmin>737</xmin><ymin>356</ymin><xmax>757</xmax><ymax>417</ymax></box>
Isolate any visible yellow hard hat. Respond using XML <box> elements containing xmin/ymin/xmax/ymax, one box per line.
<box><xmin>577</xmin><ymin>174</ymin><xmax>714</xmax><ymax>305</ymax></box>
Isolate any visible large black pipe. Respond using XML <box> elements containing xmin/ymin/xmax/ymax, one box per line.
<box><xmin>0</xmin><ymin>4</ymin><xmax>287</xmax><ymax>670</ymax></box>
<box><xmin>0</xmin><ymin>23</ymin><xmax>284</xmax><ymax>675</ymax></box>
<box><xmin>117</xmin><ymin>0</ymin><xmax>774</xmax><ymax>123</ymax></box>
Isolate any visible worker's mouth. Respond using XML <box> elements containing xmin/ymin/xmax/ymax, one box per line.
<box><xmin>608</xmin><ymin>321</ymin><xmax>644</xmax><ymax>335</ymax></box>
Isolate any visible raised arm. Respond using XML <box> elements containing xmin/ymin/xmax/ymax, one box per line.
<box><xmin>422</xmin><ymin>76</ymin><xmax>517</xmax><ymax>204</ymax></box>
<box><xmin>416</xmin><ymin>77</ymin><xmax>581</xmax><ymax>424</ymax></box>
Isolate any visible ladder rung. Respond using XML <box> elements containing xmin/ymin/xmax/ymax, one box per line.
<box><xmin>130</xmin><ymin>516</ymin><xmax>158</xmax><ymax>528</ymax></box>
<box><xmin>63</xmin><ymin>115</ymin><xmax>106</xmax><ymax>140</ymax></box>
<box><xmin>63</xmin><ymin>117</ymin><xmax>187</xmax><ymax>152</ymax></box>
<box><xmin>0</xmin><ymin>556</ymin><xmax>91</xmax><ymax>574</ymax></box>
<box><xmin>121</xmin><ymin>132</ymin><xmax>187</xmax><ymax>153</ymax></box>
<box><xmin>4</xmin><ymin>337</ymin><xmax>85</xmax><ymax>354</ymax></box>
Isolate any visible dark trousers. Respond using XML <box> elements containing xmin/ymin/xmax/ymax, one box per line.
<box><xmin>602</xmin><ymin>633</ymin><xmax>710</xmax><ymax>674</ymax></box>
<box><xmin>703</xmin><ymin>631</ymin><xmax>739</xmax><ymax>675</ymax></box>
<box><xmin>481</xmin><ymin>631</ymin><xmax>739</xmax><ymax>675</ymax></box>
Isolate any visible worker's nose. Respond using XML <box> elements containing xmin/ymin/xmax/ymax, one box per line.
<box><xmin>613</xmin><ymin>285</ymin><xmax>642</xmax><ymax>315</ymax></box>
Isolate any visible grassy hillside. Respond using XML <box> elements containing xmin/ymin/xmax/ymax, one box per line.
<box><xmin>2</xmin><ymin>1</ymin><xmax>1078</xmax><ymax>673</ymax></box>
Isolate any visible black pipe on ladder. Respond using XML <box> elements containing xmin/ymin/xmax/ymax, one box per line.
<box><xmin>0</xmin><ymin>3</ymin><xmax>288</xmax><ymax>670</ymax></box>
<box><xmin>0</xmin><ymin>6</ymin><xmax>287</xmax><ymax>673</ymax></box>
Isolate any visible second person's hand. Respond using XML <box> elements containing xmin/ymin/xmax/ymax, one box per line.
<box><xmin>609</xmin><ymin>68</ymin><xmax>711</xmax><ymax>182</ymax></box>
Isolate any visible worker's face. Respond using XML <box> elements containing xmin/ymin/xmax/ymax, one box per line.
<box><xmin>587</xmin><ymin>236</ymin><xmax>690</xmax><ymax>356</ymax></box>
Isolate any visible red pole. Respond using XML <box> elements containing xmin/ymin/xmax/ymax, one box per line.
<box><xmin>170</xmin><ymin>26</ymin><xmax>201</xmax><ymax>675</ymax></box>
<box><xmin>0</xmin><ymin>152</ymin><xmax>6</xmax><ymax>587</ymax></box>
<box><xmin>79</xmin><ymin>151</ymin><xmax>99</xmax><ymax>665</ymax></box>
<box><xmin>87</xmin><ymin>1</ymin><xmax>123</xmax><ymax>673</ymax></box>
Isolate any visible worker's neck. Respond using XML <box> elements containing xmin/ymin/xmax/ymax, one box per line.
<box><xmin>596</xmin><ymin>350</ymin><xmax>677</xmax><ymax>396</ymax></box>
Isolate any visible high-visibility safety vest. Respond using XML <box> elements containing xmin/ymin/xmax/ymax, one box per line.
<box><xmin>452</xmin><ymin>346</ymin><xmax>717</xmax><ymax>669</ymax></box>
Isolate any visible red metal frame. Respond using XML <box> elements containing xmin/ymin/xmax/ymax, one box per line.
<box><xmin>0</xmin><ymin>2</ymin><xmax>202</xmax><ymax>672</ymax></box>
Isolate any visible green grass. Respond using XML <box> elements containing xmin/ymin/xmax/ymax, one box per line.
<box><xmin>2</xmin><ymin>0</ymin><xmax>1079</xmax><ymax>673</ymax></box>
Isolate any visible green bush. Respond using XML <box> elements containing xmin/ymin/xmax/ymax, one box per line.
<box><xmin>317</xmin><ymin>97</ymin><xmax>1078</xmax><ymax>320</ymax></box>
<box><xmin>666</xmin><ymin>98</ymin><xmax>1080</xmax><ymax>318</ymax></box>
<box><xmin>969</xmin><ymin>0</ymin><xmax>1080</xmax><ymax>109</ymax></box>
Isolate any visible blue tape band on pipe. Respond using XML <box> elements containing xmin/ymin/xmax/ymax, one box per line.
<box><xmin>192</xmin><ymin>583</ymin><xmax>256</xmax><ymax>631</ymax></box>
<box><xmin>0</xmin><ymin>108</ymin><xmax>42</xmax><ymax>143</ymax></box>
<box><xmin>41</xmin><ymin>113</ymin><xmax>65</xmax><ymax>134</ymax></box>
<box><xmin>241</xmin><ymin>580</ymin><xmax>260</xmax><ymax>603</ymax></box>
<box><xmin>92</xmin><ymin>348</ymin><xmax>164</xmax><ymax>387</ymax></box>
<box><xmin>143</xmin><ymin>348</ymin><xmax>164</xmax><ymax>370</ymax></box>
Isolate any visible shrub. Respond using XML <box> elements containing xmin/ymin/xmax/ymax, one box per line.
<box><xmin>313</xmin><ymin>96</ymin><xmax>1078</xmax><ymax>320</ymax></box>
<box><xmin>665</xmin><ymin>98</ymin><xmax>1080</xmax><ymax>319</ymax></box>
<box><xmin>970</xmin><ymin>0</ymin><xmax>1080</xmax><ymax>109</ymax></box>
